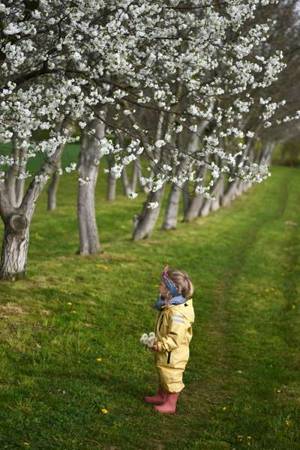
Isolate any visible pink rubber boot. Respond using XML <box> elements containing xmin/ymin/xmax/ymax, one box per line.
<box><xmin>144</xmin><ymin>387</ymin><xmax>167</xmax><ymax>405</ymax></box>
<box><xmin>154</xmin><ymin>392</ymin><xmax>180</xmax><ymax>414</ymax></box>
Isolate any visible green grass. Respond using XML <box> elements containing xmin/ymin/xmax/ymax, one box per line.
<box><xmin>0</xmin><ymin>163</ymin><xmax>300</xmax><ymax>450</ymax></box>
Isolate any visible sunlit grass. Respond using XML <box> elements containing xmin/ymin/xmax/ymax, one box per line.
<box><xmin>0</xmin><ymin>163</ymin><xmax>299</xmax><ymax>449</ymax></box>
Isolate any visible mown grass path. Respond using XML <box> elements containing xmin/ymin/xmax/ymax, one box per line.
<box><xmin>0</xmin><ymin>166</ymin><xmax>299</xmax><ymax>450</ymax></box>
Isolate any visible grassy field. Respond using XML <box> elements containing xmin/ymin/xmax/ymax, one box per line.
<box><xmin>0</xmin><ymin>163</ymin><xmax>299</xmax><ymax>450</ymax></box>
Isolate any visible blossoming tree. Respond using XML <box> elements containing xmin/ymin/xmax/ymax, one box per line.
<box><xmin>0</xmin><ymin>0</ymin><xmax>299</xmax><ymax>279</ymax></box>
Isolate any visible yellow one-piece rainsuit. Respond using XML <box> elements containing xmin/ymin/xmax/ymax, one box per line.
<box><xmin>154</xmin><ymin>298</ymin><xmax>195</xmax><ymax>393</ymax></box>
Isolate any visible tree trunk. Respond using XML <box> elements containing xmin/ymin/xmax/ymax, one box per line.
<box><xmin>184</xmin><ymin>194</ymin><xmax>204</xmax><ymax>221</ymax></box>
<box><xmin>0</xmin><ymin>213</ymin><xmax>29</xmax><ymax>280</ymax></box>
<box><xmin>235</xmin><ymin>180</ymin><xmax>244</xmax><ymax>197</ymax></box>
<box><xmin>121</xmin><ymin>158</ymin><xmax>141</xmax><ymax>197</ymax></box>
<box><xmin>208</xmin><ymin>176</ymin><xmax>225</xmax><ymax>213</ymax></box>
<box><xmin>77</xmin><ymin>170</ymin><xmax>100</xmax><ymax>255</ymax></box>
<box><xmin>162</xmin><ymin>130</ymin><xmax>202</xmax><ymax>229</ymax></box>
<box><xmin>15</xmin><ymin>177</ymin><xmax>25</xmax><ymax>208</ymax></box>
<box><xmin>0</xmin><ymin>119</ymin><xmax>70</xmax><ymax>281</ymax></box>
<box><xmin>243</xmin><ymin>181</ymin><xmax>252</xmax><ymax>192</ymax></box>
<box><xmin>162</xmin><ymin>184</ymin><xmax>181</xmax><ymax>230</ymax></box>
<box><xmin>258</xmin><ymin>142</ymin><xmax>275</xmax><ymax>165</ymax></box>
<box><xmin>107</xmin><ymin>171</ymin><xmax>117</xmax><ymax>201</ymax></box>
<box><xmin>121</xmin><ymin>166</ymin><xmax>132</xmax><ymax>196</ymax></box>
<box><xmin>162</xmin><ymin>132</ymin><xmax>201</xmax><ymax>230</ymax></box>
<box><xmin>198</xmin><ymin>176</ymin><xmax>225</xmax><ymax>217</ymax></box>
<box><xmin>221</xmin><ymin>179</ymin><xmax>239</xmax><ymax>207</ymax></box>
<box><xmin>47</xmin><ymin>162</ymin><xmax>61</xmax><ymax>211</ymax></box>
<box><xmin>77</xmin><ymin>117</ymin><xmax>105</xmax><ymax>255</ymax></box>
<box><xmin>4</xmin><ymin>137</ymin><xmax>27</xmax><ymax>208</ymax></box>
<box><xmin>131</xmin><ymin>158</ymin><xmax>141</xmax><ymax>193</ymax></box>
<box><xmin>132</xmin><ymin>188</ymin><xmax>165</xmax><ymax>240</ymax></box>
<box><xmin>184</xmin><ymin>165</ymin><xmax>207</xmax><ymax>222</ymax></box>
<box><xmin>182</xmin><ymin>181</ymin><xmax>190</xmax><ymax>216</ymax></box>
<box><xmin>199</xmin><ymin>197</ymin><xmax>211</xmax><ymax>217</ymax></box>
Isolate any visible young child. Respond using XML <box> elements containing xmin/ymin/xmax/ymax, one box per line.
<box><xmin>144</xmin><ymin>265</ymin><xmax>195</xmax><ymax>414</ymax></box>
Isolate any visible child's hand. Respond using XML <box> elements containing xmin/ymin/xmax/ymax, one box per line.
<box><xmin>151</xmin><ymin>343</ymin><xmax>159</xmax><ymax>352</ymax></box>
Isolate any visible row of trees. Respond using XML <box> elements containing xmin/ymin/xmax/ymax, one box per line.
<box><xmin>0</xmin><ymin>0</ymin><xmax>300</xmax><ymax>280</ymax></box>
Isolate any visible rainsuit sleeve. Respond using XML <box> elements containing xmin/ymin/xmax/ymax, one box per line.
<box><xmin>156</xmin><ymin>312</ymin><xmax>187</xmax><ymax>352</ymax></box>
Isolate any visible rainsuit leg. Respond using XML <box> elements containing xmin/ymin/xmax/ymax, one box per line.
<box><xmin>157</xmin><ymin>366</ymin><xmax>185</xmax><ymax>393</ymax></box>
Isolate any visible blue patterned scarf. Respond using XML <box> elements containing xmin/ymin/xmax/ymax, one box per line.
<box><xmin>153</xmin><ymin>295</ymin><xmax>186</xmax><ymax>311</ymax></box>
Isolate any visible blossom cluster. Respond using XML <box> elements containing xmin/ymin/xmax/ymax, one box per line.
<box><xmin>0</xmin><ymin>0</ymin><xmax>298</xmax><ymax>198</ymax></box>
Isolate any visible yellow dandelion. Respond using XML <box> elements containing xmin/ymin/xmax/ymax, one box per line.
<box><xmin>96</xmin><ymin>357</ymin><xmax>102</xmax><ymax>362</ymax></box>
<box><xmin>100</xmin><ymin>408</ymin><xmax>108</xmax><ymax>414</ymax></box>
<box><xmin>96</xmin><ymin>264</ymin><xmax>109</xmax><ymax>271</ymax></box>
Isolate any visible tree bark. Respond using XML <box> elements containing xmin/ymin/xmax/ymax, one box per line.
<box><xmin>77</xmin><ymin>117</ymin><xmax>105</xmax><ymax>255</ymax></box>
<box><xmin>0</xmin><ymin>213</ymin><xmax>29</xmax><ymax>280</ymax></box>
<box><xmin>15</xmin><ymin>177</ymin><xmax>25</xmax><ymax>207</ymax></box>
<box><xmin>184</xmin><ymin>194</ymin><xmax>204</xmax><ymax>221</ymax></box>
<box><xmin>122</xmin><ymin>158</ymin><xmax>142</xmax><ymax>196</ymax></box>
<box><xmin>207</xmin><ymin>175</ymin><xmax>225</xmax><ymax>213</ymax></box>
<box><xmin>121</xmin><ymin>166</ymin><xmax>131</xmax><ymax>196</ymax></box>
<box><xmin>184</xmin><ymin>166</ymin><xmax>207</xmax><ymax>222</ymax></box>
<box><xmin>235</xmin><ymin>179</ymin><xmax>244</xmax><ymax>197</ymax></box>
<box><xmin>131</xmin><ymin>158</ymin><xmax>141</xmax><ymax>193</ymax></box>
<box><xmin>199</xmin><ymin>198</ymin><xmax>211</xmax><ymax>217</ymax></box>
<box><xmin>47</xmin><ymin>160</ymin><xmax>61</xmax><ymax>211</ymax></box>
<box><xmin>220</xmin><ymin>179</ymin><xmax>239</xmax><ymax>207</ymax></box>
<box><xmin>258</xmin><ymin>142</ymin><xmax>275</xmax><ymax>165</ymax></box>
<box><xmin>4</xmin><ymin>137</ymin><xmax>27</xmax><ymax>208</ymax></box>
<box><xmin>132</xmin><ymin>188</ymin><xmax>165</xmax><ymax>240</ymax></box>
<box><xmin>182</xmin><ymin>180</ymin><xmax>190</xmax><ymax>216</ymax></box>
<box><xmin>107</xmin><ymin>171</ymin><xmax>117</xmax><ymax>201</ymax></box>
<box><xmin>162</xmin><ymin>184</ymin><xmax>181</xmax><ymax>230</ymax></box>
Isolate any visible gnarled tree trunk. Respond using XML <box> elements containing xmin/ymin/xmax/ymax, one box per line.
<box><xmin>0</xmin><ymin>120</ymin><xmax>70</xmax><ymax>280</ymax></box>
<box><xmin>77</xmin><ymin>117</ymin><xmax>105</xmax><ymax>255</ymax></box>
<box><xmin>0</xmin><ymin>213</ymin><xmax>29</xmax><ymax>280</ymax></box>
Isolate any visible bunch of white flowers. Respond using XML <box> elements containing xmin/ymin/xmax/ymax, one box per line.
<box><xmin>140</xmin><ymin>332</ymin><xmax>156</xmax><ymax>349</ymax></box>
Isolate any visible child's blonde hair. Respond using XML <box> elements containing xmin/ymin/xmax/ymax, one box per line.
<box><xmin>164</xmin><ymin>267</ymin><xmax>194</xmax><ymax>299</ymax></box>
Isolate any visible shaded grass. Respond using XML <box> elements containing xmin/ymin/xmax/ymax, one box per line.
<box><xmin>0</xmin><ymin>166</ymin><xmax>299</xmax><ymax>449</ymax></box>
